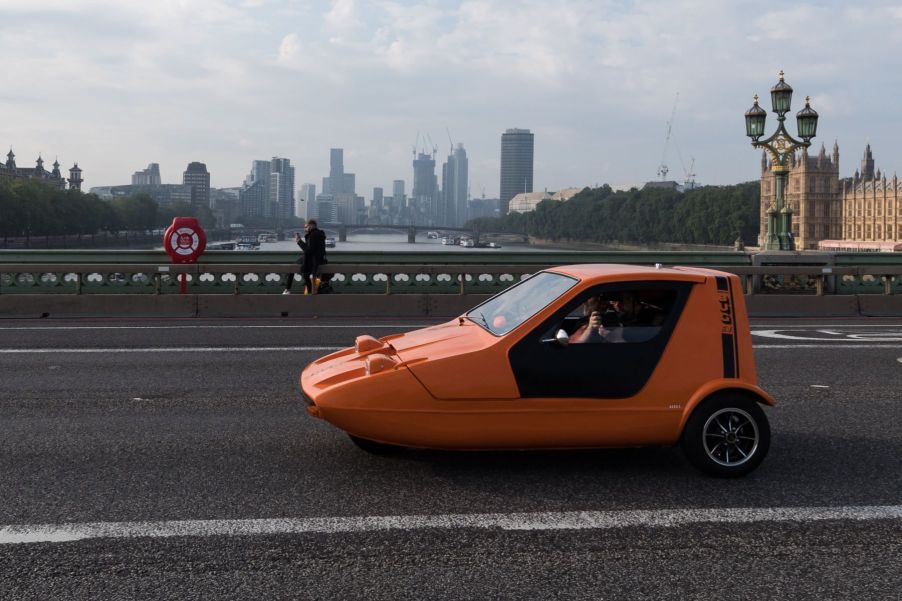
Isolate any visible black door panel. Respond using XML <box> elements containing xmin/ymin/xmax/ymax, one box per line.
<box><xmin>509</xmin><ymin>281</ymin><xmax>693</xmax><ymax>399</ymax></box>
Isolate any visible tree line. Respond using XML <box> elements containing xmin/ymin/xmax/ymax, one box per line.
<box><xmin>467</xmin><ymin>181</ymin><xmax>761</xmax><ymax>246</ymax></box>
<box><xmin>0</xmin><ymin>178</ymin><xmax>215</xmax><ymax>240</ymax></box>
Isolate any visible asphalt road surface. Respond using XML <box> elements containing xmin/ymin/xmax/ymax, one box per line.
<box><xmin>1</xmin><ymin>316</ymin><xmax>900</xmax><ymax>600</ymax></box>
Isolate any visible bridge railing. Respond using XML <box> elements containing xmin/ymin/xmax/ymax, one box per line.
<box><xmin>1</xmin><ymin>262</ymin><xmax>900</xmax><ymax>296</ymax></box>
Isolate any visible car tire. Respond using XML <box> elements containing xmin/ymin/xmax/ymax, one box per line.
<box><xmin>681</xmin><ymin>393</ymin><xmax>770</xmax><ymax>477</ymax></box>
<box><xmin>348</xmin><ymin>434</ymin><xmax>405</xmax><ymax>455</ymax></box>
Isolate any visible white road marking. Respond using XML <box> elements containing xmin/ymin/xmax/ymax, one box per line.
<box><xmin>810</xmin><ymin>385</ymin><xmax>830</xmax><ymax>388</ymax></box>
<box><xmin>0</xmin><ymin>347</ymin><xmax>344</xmax><ymax>354</ymax></box>
<box><xmin>752</xmin><ymin>324</ymin><xmax>902</xmax><ymax>328</ymax></box>
<box><xmin>1</xmin><ymin>505</ymin><xmax>899</xmax><ymax>545</ymax></box>
<box><xmin>753</xmin><ymin>329</ymin><xmax>902</xmax><ymax>342</ymax></box>
<box><xmin>753</xmin><ymin>344</ymin><xmax>902</xmax><ymax>349</ymax></box>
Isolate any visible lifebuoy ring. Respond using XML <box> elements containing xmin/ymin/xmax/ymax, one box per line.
<box><xmin>163</xmin><ymin>217</ymin><xmax>207</xmax><ymax>264</ymax></box>
<box><xmin>170</xmin><ymin>227</ymin><xmax>201</xmax><ymax>256</ymax></box>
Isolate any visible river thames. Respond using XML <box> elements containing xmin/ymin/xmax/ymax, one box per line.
<box><xmin>258</xmin><ymin>232</ymin><xmax>566</xmax><ymax>253</ymax></box>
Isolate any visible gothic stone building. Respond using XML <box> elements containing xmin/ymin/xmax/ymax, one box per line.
<box><xmin>0</xmin><ymin>148</ymin><xmax>83</xmax><ymax>191</ymax></box>
<box><xmin>758</xmin><ymin>143</ymin><xmax>902</xmax><ymax>250</ymax></box>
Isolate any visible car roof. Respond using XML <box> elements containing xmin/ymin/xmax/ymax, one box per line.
<box><xmin>545</xmin><ymin>263</ymin><xmax>714</xmax><ymax>283</ymax></box>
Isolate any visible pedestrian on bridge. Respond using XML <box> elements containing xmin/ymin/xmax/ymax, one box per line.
<box><xmin>284</xmin><ymin>219</ymin><xmax>330</xmax><ymax>294</ymax></box>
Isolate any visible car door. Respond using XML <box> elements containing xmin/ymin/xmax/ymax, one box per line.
<box><xmin>507</xmin><ymin>281</ymin><xmax>693</xmax><ymax>399</ymax></box>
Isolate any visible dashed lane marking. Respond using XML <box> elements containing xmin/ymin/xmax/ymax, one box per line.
<box><xmin>1</xmin><ymin>505</ymin><xmax>899</xmax><ymax>545</ymax></box>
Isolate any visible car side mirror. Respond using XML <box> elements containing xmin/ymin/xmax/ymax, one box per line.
<box><xmin>541</xmin><ymin>328</ymin><xmax>570</xmax><ymax>347</ymax></box>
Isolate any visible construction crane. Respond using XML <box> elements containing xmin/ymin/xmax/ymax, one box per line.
<box><xmin>657</xmin><ymin>93</ymin><xmax>679</xmax><ymax>181</ymax></box>
<box><xmin>425</xmin><ymin>133</ymin><xmax>437</xmax><ymax>159</ymax></box>
<box><xmin>683</xmin><ymin>156</ymin><xmax>697</xmax><ymax>190</ymax></box>
<box><xmin>446</xmin><ymin>127</ymin><xmax>454</xmax><ymax>155</ymax></box>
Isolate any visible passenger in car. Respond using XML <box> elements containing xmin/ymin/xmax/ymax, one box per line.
<box><xmin>613</xmin><ymin>291</ymin><xmax>667</xmax><ymax>343</ymax></box>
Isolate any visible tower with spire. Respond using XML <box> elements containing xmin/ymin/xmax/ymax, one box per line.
<box><xmin>841</xmin><ymin>145</ymin><xmax>901</xmax><ymax>243</ymax></box>
<box><xmin>68</xmin><ymin>163</ymin><xmax>83</xmax><ymax>191</ymax></box>
<box><xmin>860</xmin><ymin>144</ymin><xmax>875</xmax><ymax>180</ymax></box>
<box><xmin>0</xmin><ymin>146</ymin><xmax>76</xmax><ymax>190</ymax></box>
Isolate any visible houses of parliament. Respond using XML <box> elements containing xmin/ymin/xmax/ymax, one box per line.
<box><xmin>759</xmin><ymin>143</ymin><xmax>902</xmax><ymax>250</ymax></box>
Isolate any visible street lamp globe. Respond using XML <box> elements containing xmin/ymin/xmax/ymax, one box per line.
<box><xmin>745</xmin><ymin>96</ymin><xmax>767</xmax><ymax>140</ymax></box>
<box><xmin>770</xmin><ymin>71</ymin><xmax>793</xmax><ymax>115</ymax></box>
<box><xmin>796</xmin><ymin>97</ymin><xmax>819</xmax><ymax>141</ymax></box>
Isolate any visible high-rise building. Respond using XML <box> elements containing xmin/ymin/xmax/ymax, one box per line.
<box><xmin>299</xmin><ymin>183</ymin><xmax>316</xmax><ymax>219</ymax></box>
<box><xmin>182</xmin><ymin>162</ymin><xmax>210</xmax><ymax>208</ymax></box>
<box><xmin>499</xmin><ymin>128</ymin><xmax>534</xmax><ymax>215</ymax></box>
<box><xmin>132</xmin><ymin>163</ymin><xmax>161</xmax><ymax>186</ymax></box>
<box><xmin>239</xmin><ymin>160</ymin><xmax>271</xmax><ymax>218</ymax></box>
<box><xmin>441</xmin><ymin>143</ymin><xmax>469</xmax><ymax>226</ymax></box>
<box><xmin>392</xmin><ymin>179</ymin><xmax>406</xmax><ymax>212</ymax></box>
<box><xmin>315</xmin><ymin>195</ymin><xmax>336</xmax><ymax>222</ymax></box>
<box><xmin>323</xmin><ymin>148</ymin><xmax>355</xmax><ymax>195</ymax></box>
<box><xmin>372</xmin><ymin>187</ymin><xmax>383</xmax><ymax>211</ymax></box>
<box><xmin>270</xmin><ymin>157</ymin><xmax>295</xmax><ymax>219</ymax></box>
<box><xmin>412</xmin><ymin>152</ymin><xmax>438</xmax><ymax>225</ymax></box>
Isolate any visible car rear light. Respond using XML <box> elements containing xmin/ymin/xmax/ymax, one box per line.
<box><xmin>365</xmin><ymin>353</ymin><xmax>397</xmax><ymax>375</ymax></box>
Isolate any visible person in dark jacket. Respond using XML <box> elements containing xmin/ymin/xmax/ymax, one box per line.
<box><xmin>283</xmin><ymin>219</ymin><xmax>328</xmax><ymax>294</ymax></box>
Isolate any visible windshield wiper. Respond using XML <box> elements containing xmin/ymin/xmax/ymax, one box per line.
<box><xmin>472</xmin><ymin>311</ymin><xmax>490</xmax><ymax>330</ymax></box>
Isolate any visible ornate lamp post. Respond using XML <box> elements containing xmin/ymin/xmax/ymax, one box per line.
<box><xmin>745</xmin><ymin>71</ymin><xmax>819</xmax><ymax>250</ymax></box>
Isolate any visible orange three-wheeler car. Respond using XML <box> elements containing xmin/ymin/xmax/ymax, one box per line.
<box><xmin>300</xmin><ymin>264</ymin><xmax>773</xmax><ymax>477</ymax></box>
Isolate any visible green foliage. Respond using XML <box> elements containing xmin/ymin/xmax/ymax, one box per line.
<box><xmin>466</xmin><ymin>182</ymin><xmax>760</xmax><ymax>245</ymax></box>
<box><xmin>0</xmin><ymin>178</ymin><xmax>219</xmax><ymax>236</ymax></box>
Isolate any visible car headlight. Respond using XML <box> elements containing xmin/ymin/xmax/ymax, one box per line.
<box><xmin>355</xmin><ymin>335</ymin><xmax>384</xmax><ymax>354</ymax></box>
<box><xmin>365</xmin><ymin>353</ymin><xmax>398</xmax><ymax>375</ymax></box>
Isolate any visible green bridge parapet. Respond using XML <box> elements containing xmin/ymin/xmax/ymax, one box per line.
<box><xmin>1</xmin><ymin>249</ymin><xmax>900</xmax><ymax>319</ymax></box>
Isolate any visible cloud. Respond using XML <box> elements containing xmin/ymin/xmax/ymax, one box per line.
<box><xmin>4</xmin><ymin>0</ymin><xmax>902</xmax><ymax>195</ymax></box>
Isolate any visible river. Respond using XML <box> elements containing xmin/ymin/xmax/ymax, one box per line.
<box><xmin>258</xmin><ymin>233</ymin><xmax>562</xmax><ymax>253</ymax></box>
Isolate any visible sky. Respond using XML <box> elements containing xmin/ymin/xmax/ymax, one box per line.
<box><xmin>3</xmin><ymin>0</ymin><xmax>902</xmax><ymax>198</ymax></box>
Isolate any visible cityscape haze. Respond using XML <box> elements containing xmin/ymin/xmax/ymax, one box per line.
<box><xmin>4</xmin><ymin>1</ymin><xmax>902</xmax><ymax>204</ymax></box>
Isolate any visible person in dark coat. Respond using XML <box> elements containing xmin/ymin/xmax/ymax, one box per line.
<box><xmin>283</xmin><ymin>219</ymin><xmax>328</xmax><ymax>294</ymax></box>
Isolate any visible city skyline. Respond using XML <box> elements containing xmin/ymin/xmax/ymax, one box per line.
<box><xmin>4</xmin><ymin>1</ymin><xmax>902</xmax><ymax>196</ymax></box>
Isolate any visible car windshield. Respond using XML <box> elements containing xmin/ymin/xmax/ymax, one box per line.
<box><xmin>467</xmin><ymin>271</ymin><xmax>577</xmax><ymax>335</ymax></box>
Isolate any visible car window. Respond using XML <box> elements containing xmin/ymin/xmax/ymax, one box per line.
<box><xmin>468</xmin><ymin>271</ymin><xmax>577</xmax><ymax>335</ymax></box>
<box><xmin>559</xmin><ymin>287</ymin><xmax>679</xmax><ymax>344</ymax></box>
<box><xmin>510</xmin><ymin>281</ymin><xmax>694</xmax><ymax>398</ymax></box>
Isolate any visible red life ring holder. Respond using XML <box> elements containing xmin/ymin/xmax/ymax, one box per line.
<box><xmin>163</xmin><ymin>217</ymin><xmax>207</xmax><ymax>264</ymax></box>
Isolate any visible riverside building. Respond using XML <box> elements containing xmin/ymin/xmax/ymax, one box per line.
<box><xmin>1</xmin><ymin>149</ymin><xmax>82</xmax><ymax>190</ymax></box>
<box><xmin>759</xmin><ymin>143</ymin><xmax>902</xmax><ymax>250</ymax></box>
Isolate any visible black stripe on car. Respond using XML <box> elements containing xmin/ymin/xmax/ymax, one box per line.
<box><xmin>715</xmin><ymin>276</ymin><xmax>738</xmax><ymax>378</ymax></box>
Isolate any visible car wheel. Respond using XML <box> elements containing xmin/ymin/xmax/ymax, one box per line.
<box><xmin>682</xmin><ymin>394</ymin><xmax>770</xmax><ymax>477</ymax></box>
<box><xmin>348</xmin><ymin>434</ymin><xmax>405</xmax><ymax>455</ymax></box>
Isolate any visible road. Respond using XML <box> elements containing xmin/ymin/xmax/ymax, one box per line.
<box><xmin>1</xmin><ymin>316</ymin><xmax>900</xmax><ymax>599</ymax></box>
